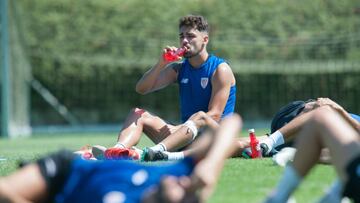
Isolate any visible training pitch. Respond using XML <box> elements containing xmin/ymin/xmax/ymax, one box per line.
<box><xmin>0</xmin><ymin>132</ymin><xmax>336</xmax><ymax>203</ymax></box>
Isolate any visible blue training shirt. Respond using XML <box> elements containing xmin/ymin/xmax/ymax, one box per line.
<box><xmin>177</xmin><ymin>54</ymin><xmax>236</xmax><ymax>122</ymax></box>
<box><xmin>55</xmin><ymin>158</ymin><xmax>195</xmax><ymax>203</ymax></box>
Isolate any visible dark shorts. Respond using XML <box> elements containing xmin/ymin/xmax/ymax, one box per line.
<box><xmin>343</xmin><ymin>154</ymin><xmax>360</xmax><ymax>202</ymax></box>
<box><xmin>36</xmin><ymin>150</ymin><xmax>76</xmax><ymax>202</ymax></box>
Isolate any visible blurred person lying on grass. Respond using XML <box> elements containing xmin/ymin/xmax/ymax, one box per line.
<box><xmin>264</xmin><ymin>106</ymin><xmax>359</xmax><ymax>203</ymax></box>
<box><xmin>259</xmin><ymin>98</ymin><xmax>359</xmax><ymax>159</ymax></box>
<box><xmin>142</xmin><ymin>97</ymin><xmax>360</xmax><ymax>162</ymax></box>
<box><xmin>0</xmin><ymin>114</ymin><xmax>242</xmax><ymax>203</ymax></box>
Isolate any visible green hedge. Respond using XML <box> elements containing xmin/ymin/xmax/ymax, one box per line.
<box><xmin>18</xmin><ymin>0</ymin><xmax>360</xmax><ymax>66</ymax></box>
<box><xmin>11</xmin><ymin>0</ymin><xmax>360</xmax><ymax>124</ymax></box>
<box><xmin>31</xmin><ymin>67</ymin><xmax>360</xmax><ymax>125</ymax></box>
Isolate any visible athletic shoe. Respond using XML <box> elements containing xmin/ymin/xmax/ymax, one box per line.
<box><xmin>91</xmin><ymin>145</ymin><xmax>107</xmax><ymax>160</ymax></box>
<box><xmin>74</xmin><ymin>145</ymin><xmax>97</xmax><ymax>160</ymax></box>
<box><xmin>260</xmin><ymin>143</ymin><xmax>278</xmax><ymax>157</ymax></box>
<box><xmin>272</xmin><ymin>147</ymin><xmax>297</xmax><ymax>167</ymax></box>
<box><xmin>131</xmin><ymin>146</ymin><xmax>144</xmax><ymax>158</ymax></box>
<box><xmin>105</xmin><ymin>147</ymin><xmax>140</xmax><ymax>160</ymax></box>
<box><xmin>241</xmin><ymin>147</ymin><xmax>252</xmax><ymax>159</ymax></box>
<box><xmin>74</xmin><ymin>150</ymin><xmax>96</xmax><ymax>160</ymax></box>
<box><xmin>260</xmin><ymin>143</ymin><xmax>271</xmax><ymax>157</ymax></box>
<box><xmin>142</xmin><ymin>148</ymin><xmax>168</xmax><ymax>162</ymax></box>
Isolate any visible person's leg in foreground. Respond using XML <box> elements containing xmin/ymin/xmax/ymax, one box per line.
<box><xmin>264</xmin><ymin>106</ymin><xmax>360</xmax><ymax>203</ymax></box>
<box><xmin>142</xmin><ymin>114</ymin><xmax>241</xmax><ymax>202</ymax></box>
<box><xmin>261</xmin><ymin>98</ymin><xmax>360</xmax><ymax>156</ymax></box>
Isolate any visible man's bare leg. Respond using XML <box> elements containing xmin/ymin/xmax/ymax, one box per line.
<box><xmin>190</xmin><ymin>114</ymin><xmax>242</xmax><ymax>201</ymax></box>
<box><xmin>261</xmin><ymin>108</ymin><xmax>320</xmax><ymax>155</ymax></box>
<box><xmin>0</xmin><ymin>164</ymin><xmax>47</xmax><ymax>203</ymax></box>
<box><xmin>116</xmin><ymin>108</ymin><xmax>180</xmax><ymax>148</ymax></box>
<box><xmin>143</xmin><ymin>111</ymin><xmax>222</xmax><ymax>161</ymax></box>
<box><xmin>293</xmin><ymin>107</ymin><xmax>360</xmax><ymax>180</ymax></box>
<box><xmin>159</xmin><ymin>111</ymin><xmax>220</xmax><ymax>151</ymax></box>
<box><xmin>92</xmin><ymin>108</ymin><xmax>179</xmax><ymax>159</ymax></box>
<box><xmin>265</xmin><ymin>106</ymin><xmax>360</xmax><ymax>203</ymax></box>
<box><xmin>142</xmin><ymin>114</ymin><xmax>242</xmax><ymax>203</ymax></box>
<box><xmin>261</xmin><ymin>98</ymin><xmax>360</xmax><ymax>156</ymax></box>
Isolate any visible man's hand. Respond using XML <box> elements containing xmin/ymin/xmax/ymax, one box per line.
<box><xmin>189</xmin><ymin>159</ymin><xmax>218</xmax><ymax>202</ymax></box>
<box><xmin>159</xmin><ymin>46</ymin><xmax>182</xmax><ymax>65</ymax></box>
<box><xmin>315</xmin><ymin>98</ymin><xmax>344</xmax><ymax>111</ymax></box>
<box><xmin>188</xmin><ymin>111</ymin><xmax>219</xmax><ymax>130</ymax></box>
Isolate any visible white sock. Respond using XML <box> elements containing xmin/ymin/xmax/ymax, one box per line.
<box><xmin>269</xmin><ymin>165</ymin><xmax>302</xmax><ymax>202</ymax></box>
<box><xmin>163</xmin><ymin>151</ymin><xmax>184</xmax><ymax>161</ymax></box>
<box><xmin>262</xmin><ymin>130</ymin><xmax>285</xmax><ymax>152</ymax></box>
<box><xmin>150</xmin><ymin>143</ymin><xmax>167</xmax><ymax>152</ymax></box>
<box><xmin>317</xmin><ymin>179</ymin><xmax>343</xmax><ymax>203</ymax></box>
<box><xmin>114</xmin><ymin>143</ymin><xmax>126</xmax><ymax>148</ymax></box>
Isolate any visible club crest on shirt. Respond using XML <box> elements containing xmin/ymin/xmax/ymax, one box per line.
<box><xmin>201</xmin><ymin>77</ymin><xmax>208</xmax><ymax>89</ymax></box>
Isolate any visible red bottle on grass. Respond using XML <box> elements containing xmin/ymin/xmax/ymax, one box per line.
<box><xmin>163</xmin><ymin>47</ymin><xmax>186</xmax><ymax>62</ymax></box>
<box><xmin>249</xmin><ymin>129</ymin><xmax>262</xmax><ymax>158</ymax></box>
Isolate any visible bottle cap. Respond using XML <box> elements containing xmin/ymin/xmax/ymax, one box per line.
<box><xmin>248</xmin><ymin>129</ymin><xmax>255</xmax><ymax>133</ymax></box>
<box><xmin>175</xmin><ymin>47</ymin><xmax>186</xmax><ymax>56</ymax></box>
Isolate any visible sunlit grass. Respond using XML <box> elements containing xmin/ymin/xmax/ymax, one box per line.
<box><xmin>0</xmin><ymin>132</ymin><xmax>336</xmax><ymax>203</ymax></box>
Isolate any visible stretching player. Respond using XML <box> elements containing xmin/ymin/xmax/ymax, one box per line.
<box><xmin>264</xmin><ymin>106</ymin><xmax>359</xmax><ymax>203</ymax></box>
<box><xmin>142</xmin><ymin>98</ymin><xmax>360</xmax><ymax>162</ymax></box>
<box><xmin>0</xmin><ymin>115</ymin><xmax>242</xmax><ymax>203</ymax></box>
<box><xmin>93</xmin><ymin>14</ymin><xmax>236</xmax><ymax>159</ymax></box>
<box><xmin>260</xmin><ymin>98</ymin><xmax>360</xmax><ymax>156</ymax></box>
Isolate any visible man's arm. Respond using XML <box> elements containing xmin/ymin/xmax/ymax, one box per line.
<box><xmin>190</xmin><ymin>114</ymin><xmax>242</xmax><ymax>201</ymax></box>
<box><xmin>135</xmin><ymin>46</ymin><xmax>184</xmax><ymax>95</ymax></box>
<box><xmin>207</xmin><ymin>63</ymin><xmax>235</xmax><ymax>121</ymax></box>
<box><xmin>314</xmin><ymin>98</ymin><xmax>360</xmax><ymax>131</ymax></box>
<box><xmin>135</xmin><ymin>61</ymin><xmax>180</xmax><ymax>95</ymax></box>
<box><xmin>275</xmin><ymin>98</ymin><xmax>359</xmax><ymax>143</ymax></box>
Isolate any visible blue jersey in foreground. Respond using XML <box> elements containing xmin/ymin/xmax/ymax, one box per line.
<box><xmin>55</xmin><ymin>158</ymin><xmax>195</xmax><ymax>203</ymax></box>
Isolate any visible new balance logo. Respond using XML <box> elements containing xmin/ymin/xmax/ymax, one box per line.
<box><xmin>181</xmin><ymin>78</ymin><xmax>189</xmax><ymax>84</ymax></box>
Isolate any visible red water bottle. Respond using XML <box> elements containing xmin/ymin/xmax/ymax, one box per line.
<box><xmin>249</xmin><ymin>129</ymin><xmax>262</xmax><ymax>158</ymax></box>
<box><xmin>163</xmin><ymin>47</ymin><xmax>186</xmax><ymax>62</ymax></box>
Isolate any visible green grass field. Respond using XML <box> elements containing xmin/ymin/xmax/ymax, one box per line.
<box><xmin>0</xmin><ymin>132</ymin><xmax>336</xmax><ymax>203</ymax></box>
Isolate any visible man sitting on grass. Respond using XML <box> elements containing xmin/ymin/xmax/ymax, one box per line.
<box><xmin>92</xmin><ymin>14</ymin><xmax>237</xmax><ymax>160</ymax></box>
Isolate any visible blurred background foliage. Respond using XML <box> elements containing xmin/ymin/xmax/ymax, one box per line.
<box><xmin>10</xmin><ymin>0</ymin><xmax>360</xmax><ymax>127</ymax></box>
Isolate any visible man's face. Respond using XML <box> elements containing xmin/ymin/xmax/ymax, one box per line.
<box><xmin>179</xmin><ymin>26</ymin><xmax>208</xmax><ymax>58</ymax></box>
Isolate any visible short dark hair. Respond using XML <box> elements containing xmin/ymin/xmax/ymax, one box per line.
<box><xmin>179</xmin><ymin>15</ymin><xmax>209</xmax><ymax>33</ymax></box>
